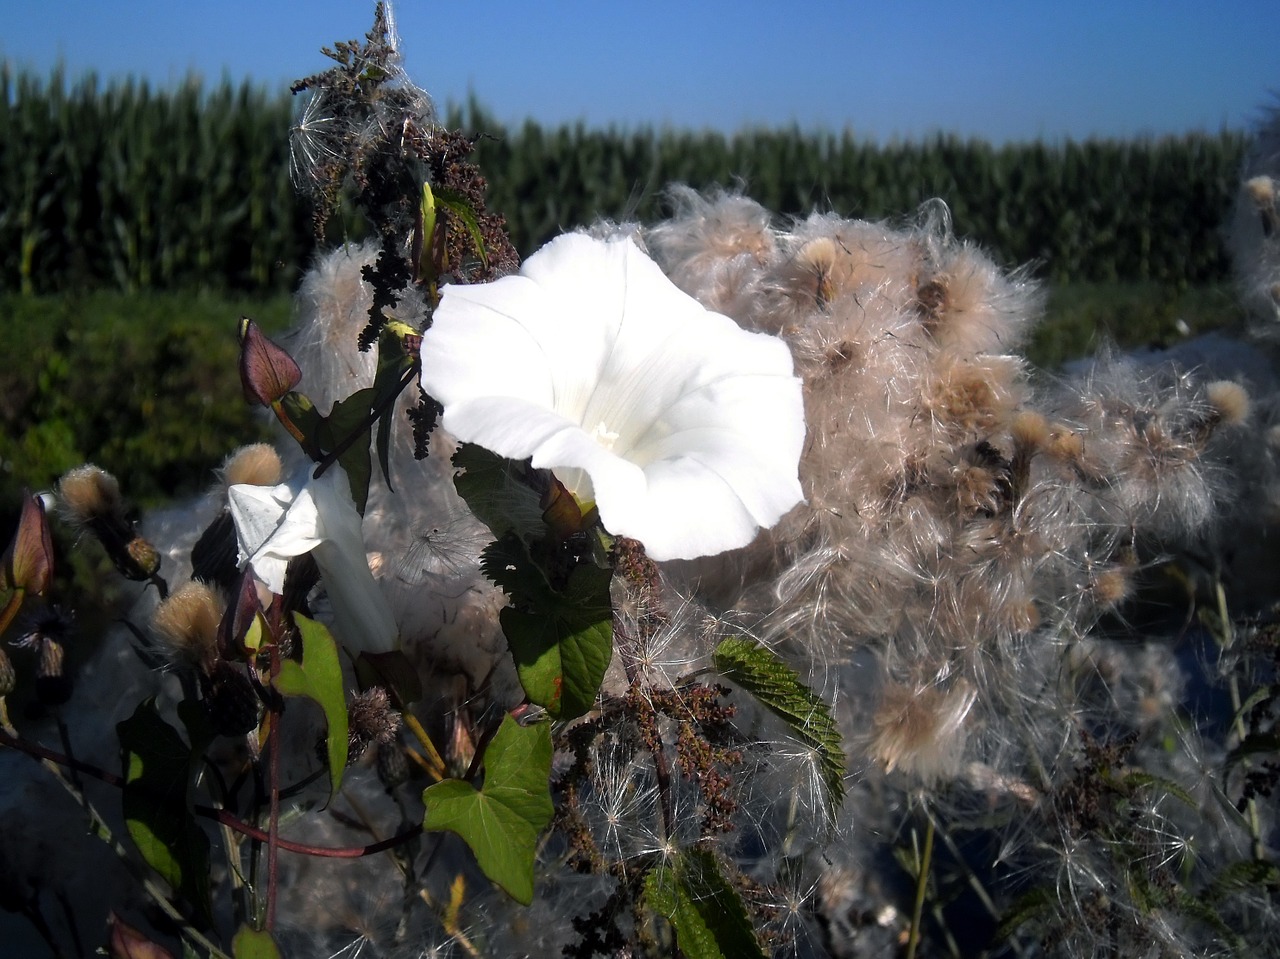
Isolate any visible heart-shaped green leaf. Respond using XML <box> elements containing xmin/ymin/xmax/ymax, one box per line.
<box><xmin>422</xmin><ymin>715</ymin><xmax>553</xmax><ymax>904</ymax></box>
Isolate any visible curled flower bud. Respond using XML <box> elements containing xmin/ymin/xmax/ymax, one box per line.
<box><xmin>2</xmin><ymin>491</ymin><xmax>54</xmax><ymax>597</ymax></box>
<box><xmin>238</xmin><ymin>317</ymin><xmax>302</xmax><ymax>407</ymax></box>
<box><xmin>108</xmin><ymin>911</ymin><xmax>175</xmax><ymax>959</ymax></box>
<box><xmin>13</xmin><ymin>606</ymin><xmax>75</xmax><ymax>707</ymax></box>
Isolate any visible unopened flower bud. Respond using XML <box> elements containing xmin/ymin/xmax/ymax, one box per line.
<box><xmin>13</xmin><ymin>606</ymin><xmax>74</xmax><ymax>706</ymax></box>
<box><xmin>239</xmin><ymin>318</ymin><xmax>302</xmax><ymax>406</ymax></box>
<box><xmin>2</xmin><ymin>492</ymin><xmax>54</xmax><ymax>596</ymax></box>
<box><xmin>57</xmin><ymin>465</ymin><xmax>161</xmax><ymax>583</ymax></box>
<box><xmin>108</xmin><ymin>911</ymin><xmax>175</xmax><ymax>959</ymax></box>
<box><xmin>1205</xmin><ymin>381</ymin><xmax>1250</xmax><ymax>427</ymax></box>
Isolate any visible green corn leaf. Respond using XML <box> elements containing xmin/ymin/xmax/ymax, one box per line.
<box><xmin>713</xmin><ymin>637</ymin><xmax>846</xmax><ymax>814</ymax></box>
<box><xmin>275</xmin><ymin>615</ymin><xmax>349</xmax><ymax>802</ymax></box>
<box><xmin>644</xmin><ymin>848</ymin><xmax>765</xmax><ymax>959</ymax></box>
<box><xmin>117</xmin><ymin>699</ymin><xmax>212</xmax><ymax>924</ymax></box>
<box><xmin>422</xmin><ymin>716</ymin><xmax>553</xmax><ymax>904</ymax></box>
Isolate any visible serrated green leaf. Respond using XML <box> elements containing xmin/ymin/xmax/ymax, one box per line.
<box><xmin>713</xmin><ymin>637</ymin><xmax>846</xmax><ymax>814</ymax></box>
<box><xmin>995</xmin><ymin>885</ymin><xmax>1056</xmax><ymax>941</ymax></box>
<box><xmin>422</xmin><ymin>716</ymin><xmax>553</xmax><ymax>904</ymax></box>
<box><xmin>1226</xmin><ymin>732</ymin><xmax>1280</xmax><ymax>769</ymax></box>
<box><xmin>118</xmin><ymin>700</ymin><xmax>212</xmax><ymax>923</ymax></box>
<box><xmin>317</xmin><ymin>387</ymin><xmax>376</xmax><ymax>513</ymax></box>
<box><xmin>1119</xmin><ymin>771</ymin><xmax>1198</xmax><ymax>810</ymax></box>
<box><xmin>1204</xmin><ymin>858</ymin><xmax>1280</xmax><ymax>903</ymax></box>
<box><xmin>452</xmin><ymin>444</ymin><xmax>547</xmax><ymax>541</ymax></box>
<box><xmin>275</xmin><ymin>615</ymin><xmax>348</xmax><ymax>802</ymax></box>
<box><xmin>644</xmin><ymin>849</ymin><xmax>765</xmax><ymax>959</ymax></box>
<box><xmin>482</xmin><ymin>535</ymin><xmax>613</xmax><ymax>719</ymax></box>
<box><xmin>231</xmin><ymin>925</ymin><xmax>281</xmax><ymax>959</ymax></box>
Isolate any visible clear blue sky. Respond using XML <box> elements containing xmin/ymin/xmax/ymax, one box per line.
<box><xmin>1</xmin><ymin>1</ymin><xmax>1275</xmax><ymax>142</ymax></box>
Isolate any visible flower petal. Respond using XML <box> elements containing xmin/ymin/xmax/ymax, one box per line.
<box><xmin>420</xmin><ymin>233</ymin><xmax>806</xmax><ymax>561</ymax></box>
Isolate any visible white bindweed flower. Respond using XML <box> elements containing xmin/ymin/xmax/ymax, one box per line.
<box><xmin>419</xmin><ymin>233</ymin><xmax>805</xmax><ymax>561</ymax></box>
<box><xmin>227</xmin><ymin>463</ymin><xmax>399</xmax><ymax>654</ymax></box>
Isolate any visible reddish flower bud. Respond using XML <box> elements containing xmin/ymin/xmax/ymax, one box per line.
<box><xmin>238</xmin><ymin>317</ymin><xmax>301</xmax><ymax>406</ymax></box>
<box><xmin>3</xmin><ymin>492</ymin><xmax>54</xmax><ymax>596</ymax></box>
<box><xmin>108</xmin><ymin>912</ymin><xmax>176</xmax><ymax>959</ymax></box>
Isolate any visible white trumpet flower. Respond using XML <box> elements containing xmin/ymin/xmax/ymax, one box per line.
<box><xmin>228</xmin><ymin>464</ymin><xmax>399</xmax><ymax>654</ymax></box>
<box><xmin>419</xmin><ymin>233</ymin><xmax>805</xmax><ymax>561</ymax></box>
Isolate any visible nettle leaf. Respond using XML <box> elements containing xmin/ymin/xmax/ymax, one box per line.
<box><xmin>483</xmin><ymin>534</ymin><xmax>613</xmax><ymax>719</ymax></box>
<box><xmin>231</xmin><ymin>924</ymin><xmax>282</xmax><ymax>959</ymax></box>
<box><xmin>452</xmin><ymin>444</ymin><xmax>548</xmax><ymax>542</ymax></box>
<box><xmin>275</xmin><ymin>615</ymin><xmax>349</xmax><ymax>801</ymax></box>
<box><xmin>713</xmin><ymin>637</ymin><xmax>846</xmax><ymax>814</ymax></box>
<box><xmin>644</xmin><ymin>848</ymin><xmax>765</xmax><ymax>959</ymax></box>
<box><xmin>422</xmin><ymin>716</ymin><xmax>553</xmax><ymax>904</ymax></box>
<box><xmin>317</xmin><ymin>387</ymin><xmax>376</xmax><ymax>513</ymax></box>
<box><xmin>117</xmin><ymin>699</ymin><xmax>212</xmax><ymax>923</ymax></box>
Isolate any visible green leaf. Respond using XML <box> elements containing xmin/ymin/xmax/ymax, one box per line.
<box><xmin>1118</xmin><ymin>771</ymin><xmax>1198</xmax><ymax>810</ymax></box>
<box><xmin>422</xmin><ymin>715</ymin><xmax>553</xmax><ymax>904</ymax></box>
<box><xmin>484</xmin><ymin>535</ymin><xmax>613</xmax><ymax>719</ymax></box>
<box><xmin>435</xmin><ymin>186</ymin><xmax>490</xmax><ymax>269</ymax></box>
<box><xmin>452</xmin><ymin>444</ymin><xmax>547</xmax><ymax>542</ymax></box>
<box><xmin>713</xmin><ymin>637</ymin><xmax>846</xmax><ymax>814</ymax></box>
<box><xmin>278</xmin><ymin>390</ymin><xmax>324</xmax><ymax>460</ymax></box>
<box><xmin>275</xmin><ymin>615</ymin><xmax>349</xmax><ymax>802</ymax></box>
<box><xmin>1204</xmin><ymin>858</ymin><xmax>1280</xmax><ymax>903</ymax></box>
<box><xmin>644</xmin><ymin>848</ymin><xmax>765</xmax><ymax>959</ymax></box>
<box><xmin>117</xmin><ymin>700</ymin><xmax>212</xmax><ymax>923</ymax></box>
<box><xmin>317</xmin><ymin>387</ymin><xmax>376</xmax><ymax>513</ymax></box>
<box><xmin>231</xmin><ymin>925</ymin><xmax>281</xmax><ymax>959</ymax></box>
<box><xmin>1226</xmin><ymin>732</ymin><xmax>1280</xmax><ymax>769</ymax></box>
<box><xmin>372</xmin><ymin>323</ymin><xmax>418</xmax><ymax>493</ymax></box>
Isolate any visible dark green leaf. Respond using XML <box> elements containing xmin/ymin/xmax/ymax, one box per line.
<box><xmin>644</xmin><ymin>848</ymin><xmax>765</xmax><ymax>959</ymax></box>
<box><xmin>372</xmin><ymin>323</ymin><xmax>419</xmax><ymax>493</ymax></box>
<box><xmin>275</xmin><ymin>615</ymin><xmax>349</xmax><ymax>802</ymax></box>
<box><xmin>483</xmin><ymin>535</ymin><xmax>612</xmax><ymax>719</ymax></box>
<box><xmin>713</xmin><ymin>637</ymin><xmax>846</xmax><ymax>814</ymax></box>
<box><xmin>422</xmin><ymin>716</ymin><xmax>553</xmax><ymax>904</ymax></box>
<box><xmin>452</xmin><ymin>444</ymin><xmax>547</xmax><ymax>541</ymax></box>
<box><xmin>435</xmin><ymin>187</ymin><xmax>490</xmax><ymax>269</ymax></box>
<box><xmin>354</xmin><ymin>648</ymin><xmax>423</xmax><ymax>708</ymax></box>
<box><xmin>1205</xmin><ymin>859</ymin><xmax>1280</xmax><ymax>903</ymax></box>
<box><xmin>117</xmin><ymin>700</ymin><xmax>212</xmax><ymax>923</ymax></box>
<box><xmin>317</xmin><ymin>387</ymin><xmax>376</xmax><ymax>513</ymax></box>
<box><xmin>1226</xmin><ymin>732</ymin><xmax>1280</xmax><ymax>769</ymax></box>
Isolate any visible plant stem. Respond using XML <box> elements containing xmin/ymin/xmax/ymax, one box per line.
<box><xmin>907</xmin><ymin>813</ymin><xmax>935</xmax><ymax>959</ymax></box>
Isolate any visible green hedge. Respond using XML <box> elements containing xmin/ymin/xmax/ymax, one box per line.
<box><xmin>0</xmin><ymin>67</ymin><xmax>1249</xmax><ymax>294</ymax></box>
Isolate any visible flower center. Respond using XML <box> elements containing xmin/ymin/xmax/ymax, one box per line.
<box><xmin>589</xmin><ymin>420</ymin><xmax>621</xmax><ymax>451</ymax></box>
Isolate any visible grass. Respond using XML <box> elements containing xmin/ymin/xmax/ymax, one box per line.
<box><xmin>1028</xmin><ymin>281</ymin><xmax>1245</xmax><ymax>370</ymax></box>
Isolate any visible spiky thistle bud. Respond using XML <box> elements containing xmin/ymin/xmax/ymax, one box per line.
<box><xmin>13</xmin><ymin>606</ymin><xmax>75</xmax><ymax>707</ymax></box>
<box><xmin>347</xmin><ymin>686</ymin><xmax>401</xmax><ymax>762</ymax></box>
<box><xmin>151</xmin><ymin>581</ymin><xmax>225</xmax><ymax>671</ymax></box>
<box><xmin>56</xmin><ymin>465</ymin><xmax>161</xmax><ymax>582</ymax></box>
<box><xmin>219</xmin><ymin>443</ymin><xmax>284</xmax><ymax>489</ymax></box>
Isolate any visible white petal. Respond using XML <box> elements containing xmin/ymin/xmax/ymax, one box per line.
<box><xmin>418</xmin><ymin>233</ymin><xmax>807</xmax><ymax>561</ymax></box>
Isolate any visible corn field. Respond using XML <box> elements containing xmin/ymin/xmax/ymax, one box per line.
<box><xmin>0</xmin><ymin>67</ymin><xmax>1249</xmax><ymax>294</ymax></box>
